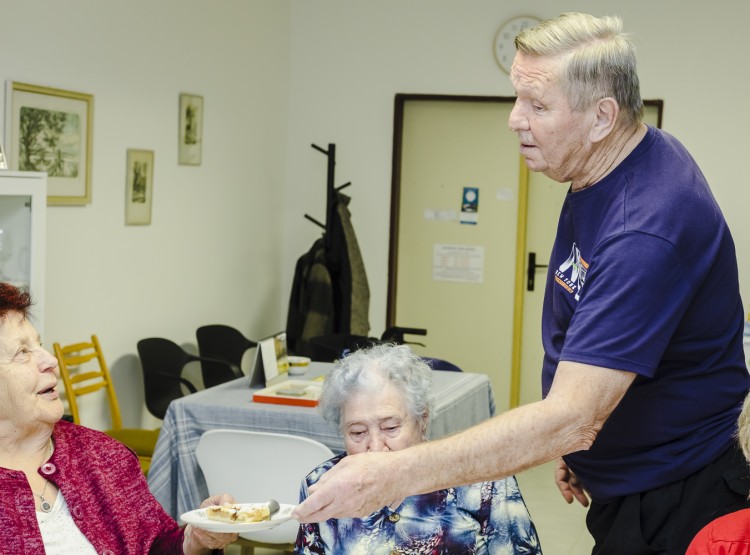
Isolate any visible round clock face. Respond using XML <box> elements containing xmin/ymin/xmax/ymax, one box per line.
<box><xmin>494</xmin><ymin>16</ymin><xmax>541</xmax><ymax>74</ymax></box>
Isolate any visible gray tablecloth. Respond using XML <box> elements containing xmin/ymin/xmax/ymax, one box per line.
<box><xmin>147</xmin><ymin>362</ymin><xmax>495</xmax><ymax>519</ymax></box>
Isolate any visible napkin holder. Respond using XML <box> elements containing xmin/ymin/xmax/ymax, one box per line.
<box><xmin>249</xmin><ymin>331</ymin><xmax>290</xmax><ymax>388</ymax></box>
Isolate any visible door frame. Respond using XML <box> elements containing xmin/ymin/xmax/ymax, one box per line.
<box><xmin>386</xmin><ymin>93</ymin><xmax>517</xmax><ymax>326</ymax></box>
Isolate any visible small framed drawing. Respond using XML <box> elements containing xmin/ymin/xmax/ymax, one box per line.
<box><xmin>178</xmin><ymin>93</ymin><xmax>203</xmax><ymax>165</ymax></box>
<box><xmin>125</xmin><ymin>149</ymin><xmax>154</xmax><ymax>225</ymax></box>
<box><xmin>4</xmin><ymin>81</ymin><xmax>93</xmax><ymax>205</ymax></box>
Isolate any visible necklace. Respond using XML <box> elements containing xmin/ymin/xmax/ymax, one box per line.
<box><xmin>35</xmin><ymin>439</ymin><xmax>54</xmax><ymax>513</ymax></box>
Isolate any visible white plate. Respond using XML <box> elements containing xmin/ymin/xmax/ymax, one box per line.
<box><xmin>180</xmin><ymin>503</ymin><xmax>295</xmax><ymax>532</ymax></box>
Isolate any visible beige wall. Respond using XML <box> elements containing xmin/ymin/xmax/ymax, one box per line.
<box><xmin>0</xmin><ymin>0</ymin><xmax>291</xmax><ymax>427</ymax></box>
<box><xmin>1</xmin><ymin>0</ymin><xmax>748</xmax><ymax>428</ymax></box>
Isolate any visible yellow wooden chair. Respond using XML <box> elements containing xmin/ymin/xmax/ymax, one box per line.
<box><xmin>53</xmin><ymin>335</ymin><xmax>160</xmax><ymax>475</ymax></box>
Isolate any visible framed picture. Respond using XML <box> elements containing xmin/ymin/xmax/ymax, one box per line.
<box><xmin>125</xmin><ymin>149</ymin><xmax>154</xmax><ymax>225</ymax></box>
<box><xmin>4</xmin><ymin>81</ymin><xmax>93</xmax><ymax>205</ymax></box>
<box><xmin>178</xmin><ymin>93</ymin><xmax>203</xmax><ymax>165</ymax></box>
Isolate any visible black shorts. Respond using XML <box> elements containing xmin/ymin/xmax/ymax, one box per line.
<box><xmin>586</xmin><ymin>442</ymin><xmax>750</xmax><ymax>555</ymax></box>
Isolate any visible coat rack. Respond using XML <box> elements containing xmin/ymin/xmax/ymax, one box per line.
<box><xmin>305</xmin><ymin>143</ymin><xmax>351</xmax><ymax>249</ymax></box>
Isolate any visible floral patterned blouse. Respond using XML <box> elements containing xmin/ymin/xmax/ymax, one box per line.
<box><xmin>295</xmin><ymin>453</ymin><xmax>543</xmax><ymax>555</ymax></box>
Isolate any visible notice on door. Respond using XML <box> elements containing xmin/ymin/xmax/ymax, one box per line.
<box><xmin>432</xmin><ymin>244</ymin><xmax>484</xmax><ymax>283</ymax></box>
<box><xmin>460</xmin><ymin>187</ymin><xmax>479</xmax><ymax>225</ymax></box>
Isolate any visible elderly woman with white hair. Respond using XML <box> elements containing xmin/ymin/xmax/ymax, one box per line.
<box><xmin>295</xmin><ymin>343</ymin><xmax>542</xmax><ymax>554</ymax></box>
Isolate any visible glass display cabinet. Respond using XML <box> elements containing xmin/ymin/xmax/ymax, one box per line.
<box><xmin>0</xmin><ymin>171</ymin><xmax>47</xmax><ymax>335</ymax></box>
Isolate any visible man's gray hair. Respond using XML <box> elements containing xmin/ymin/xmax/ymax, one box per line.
<box><xmin>515</xmin><ymin>12</ymin><xmax>643</xmax><ymax>126</ymax></box>
<box><xmin>318</xmin><ymin>343</ymin><xmax>434</xmax><ymax>433</ymax></box>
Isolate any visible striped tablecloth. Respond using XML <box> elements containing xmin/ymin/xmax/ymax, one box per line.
<box><xmin>147</xmin><ymin>362</ymin><xmax>495</xmax><ymax>519</ymax></box>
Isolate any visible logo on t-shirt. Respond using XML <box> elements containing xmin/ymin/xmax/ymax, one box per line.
<box><xmin>555</xmin><ymin>243</ymin><xmax>588</xmax><ymax>301</ymax></box>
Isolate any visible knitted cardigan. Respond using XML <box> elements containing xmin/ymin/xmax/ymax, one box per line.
<box><xmin>0</xmin><ymin>420</ymin><xmax>185</xmax><ymax>554</ymax></box>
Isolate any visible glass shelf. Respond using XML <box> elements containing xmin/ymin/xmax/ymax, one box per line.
<box><xmin>0</xmin><ymin>171</ymin><xmax>47</xmax><ymax>335</ymax></box>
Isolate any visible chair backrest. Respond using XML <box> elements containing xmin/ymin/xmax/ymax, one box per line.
<box><xmin>421</xmin><ymin>356</ymin><xmax>463</xmax><ymax>372</ymax></box>
<box><xmin>53</xmin><ymin>335</ymin><xmax>123</xmax><ymax>429</ymax></box>
<box><xmin>136</xmin><ymin>337</ymin><xmax>199</xmax><ymax>420</ymax></box>
<box><xmin>196</xmin><ymin>324</ymin><xmax>256</xmax><ymax>388</ymax></box>
<box><xmin>380</xmin><ymin>325</ymin><xmax>427</xmax><ymax>346</ymax></box>
<box><xmin>196</xmin><ymin>429</ymin><xmax>334</xmax><ymax>545</ymax></box>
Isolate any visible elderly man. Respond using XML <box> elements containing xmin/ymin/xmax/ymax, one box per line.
<box><xmin>293</xmin><ymin>13</ymin><xmax>750</xmax><ymax>555</ymax></box>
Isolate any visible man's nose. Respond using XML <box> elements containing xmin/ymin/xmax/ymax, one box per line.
<box><xmin>508</xmin><ymin>102</ymin><xmax>526</xmax><ymax>132</ymax></box>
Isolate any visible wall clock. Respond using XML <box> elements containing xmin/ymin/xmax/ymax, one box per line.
<box><xmin>493</xmin><ymin>16</ymin><xmax>541</xmax><ymax>74</ymax></box>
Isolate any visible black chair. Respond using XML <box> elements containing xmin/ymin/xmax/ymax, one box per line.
<box><xmin>306</xmin><ymin>334</ymin><xmax>378</xmax><ymax>361</ymax></box>
<box><xmin>421</xmin><ymin>356</ymin><xmax>463</xmax><ymax>372</ymax></box>
<box><xmin>195</xmin><ymin>325</ymin><xmax>256</xmax><ymax>388</ymax></box>
<box><xmin>306</xmin><ymin>326</ymin><xmax>429</xmax><ymax>362</ymax></box>
<box><xmin>380</xmin><ymin>326</ymin><xmax>427</xmax><ymax>347</ymax></box>
<box><xmin>136</xmin><ymin>337</ymin><xmax>211</xmax><ymax>420</ymax></box>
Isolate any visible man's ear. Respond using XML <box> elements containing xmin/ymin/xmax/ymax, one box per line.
<box><xmin>590</xmin><ymin>97</ymin><xmax>619</xmax><ymax>143</ymax></box>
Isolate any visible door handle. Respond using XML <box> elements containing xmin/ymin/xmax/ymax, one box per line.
<box><xmin>527</xmin><ymin>252</ymin><xmax>548</xmax><ymax>292</ymax></box>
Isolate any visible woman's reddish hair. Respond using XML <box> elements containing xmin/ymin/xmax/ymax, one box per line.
<box><xmin>0</xmin><ymin>282</ymin><xmax>32</xmax><ymax>320</ymax></box>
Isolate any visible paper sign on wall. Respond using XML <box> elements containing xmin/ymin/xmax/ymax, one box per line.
<box><xmin>433</xmin><ymin>244</ymin><xmax>484</xmax><ymax>283</ymax></box>
<box><xmin>460</xmin><ymin>187</ymin><xmax>479</xmax><ymax>225</ymax></box>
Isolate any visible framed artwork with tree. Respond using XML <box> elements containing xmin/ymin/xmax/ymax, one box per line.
<box><xmin>4</xmin><ymin>81</ymin><xmax>93</xmax><ymax>205</ymax></box>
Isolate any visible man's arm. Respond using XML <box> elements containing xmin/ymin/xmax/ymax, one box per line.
<box><xmin>292</xmin><ymin>361</ymin><xmax>636</xmax><ymax>522</ymax></box>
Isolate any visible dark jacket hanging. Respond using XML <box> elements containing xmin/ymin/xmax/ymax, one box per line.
<box><xmin>326</xmin><ymin>192</ymin><xmax>370</xmax><ymax>338</ymax></box>
<box><xmin>286</xmin><ymin>237</ymin><xmax>334</xmax><ymax>355</ymax></box>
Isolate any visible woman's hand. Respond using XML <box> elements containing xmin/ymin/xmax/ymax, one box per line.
<box><xmin>554</xmin><ymin>459</ymin><xmax>589</xmax><ymax>507</ymax></box>
<box><xmin>182</xmin><ymin>494</ymin><xmax>239</xmax><ymax>554</ymax></box>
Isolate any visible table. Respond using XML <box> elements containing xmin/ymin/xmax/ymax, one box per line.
<box><xmin>147</xmin><ymin>362</ymin><xmax>495</xmax><ymax>519</ymax></box>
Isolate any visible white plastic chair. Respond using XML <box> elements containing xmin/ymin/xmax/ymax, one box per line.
<box><xmin>195</xmin><ymin>429</ymin><xmax>335</xmax><ymax>554</ymax></box>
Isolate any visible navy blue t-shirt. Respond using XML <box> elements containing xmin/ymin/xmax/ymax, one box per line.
<box><xmin>541</xmin><ymin>125</ymin><xmax>750</xmax><ymax>502</ymax></box>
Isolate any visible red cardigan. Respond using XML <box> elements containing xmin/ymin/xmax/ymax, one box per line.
<box><xmin>0</xmin><ymin>420</ymin><xmax>184</xmax><ymax>554</ymax></box>
<box><xmin>687</xmin><ymin>508</ymin><xmax>750</xmax><ymax>555</ymax></box>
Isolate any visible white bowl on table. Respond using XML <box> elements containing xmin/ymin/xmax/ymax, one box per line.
<box><xmin>288</xmin><ymin>356</ymin><xmax>311</xmax><ymax>376</ymax></box>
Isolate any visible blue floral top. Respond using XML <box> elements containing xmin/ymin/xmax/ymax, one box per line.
<box><xmin>295</xmin><ymin>453</ymin><xmax>542</xmax><ymax>555</ymax></box>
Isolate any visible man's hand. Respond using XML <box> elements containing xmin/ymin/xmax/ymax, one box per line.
<box><xmin>292</xmin><ymin>452</ymin><xmax>403</xmax><ymax>523</ymax></box>
<box><xmin>183</xmin><ymin>493</ymin><xmax>239</xmax><ymax>554</ymax></box>
<box><xmin>554</xmin><ymin>458</ymin><xmax>589</xmax><ymax>507</ymax></box>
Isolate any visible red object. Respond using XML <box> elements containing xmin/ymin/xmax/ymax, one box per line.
<box><xmin>252</xmin><ymin>392</ymin><xmax>319</xmax><ymax>408</ymax></box>
<box><xmin>252</xmin><ymin>380</ymin><xmax>321</xmax><ymax>407</ymax></box>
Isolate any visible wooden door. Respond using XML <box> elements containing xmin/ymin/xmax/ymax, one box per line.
<box><xmin>388</xmin><ymin>95</ymin><xmax>518</xmax><ymax>411</ymax></box>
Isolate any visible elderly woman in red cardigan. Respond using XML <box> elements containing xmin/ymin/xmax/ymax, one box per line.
<box><xmin>0</xmin><ymin>282</ymin><xmax>237</xmax><ymax>554</ymax></box>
